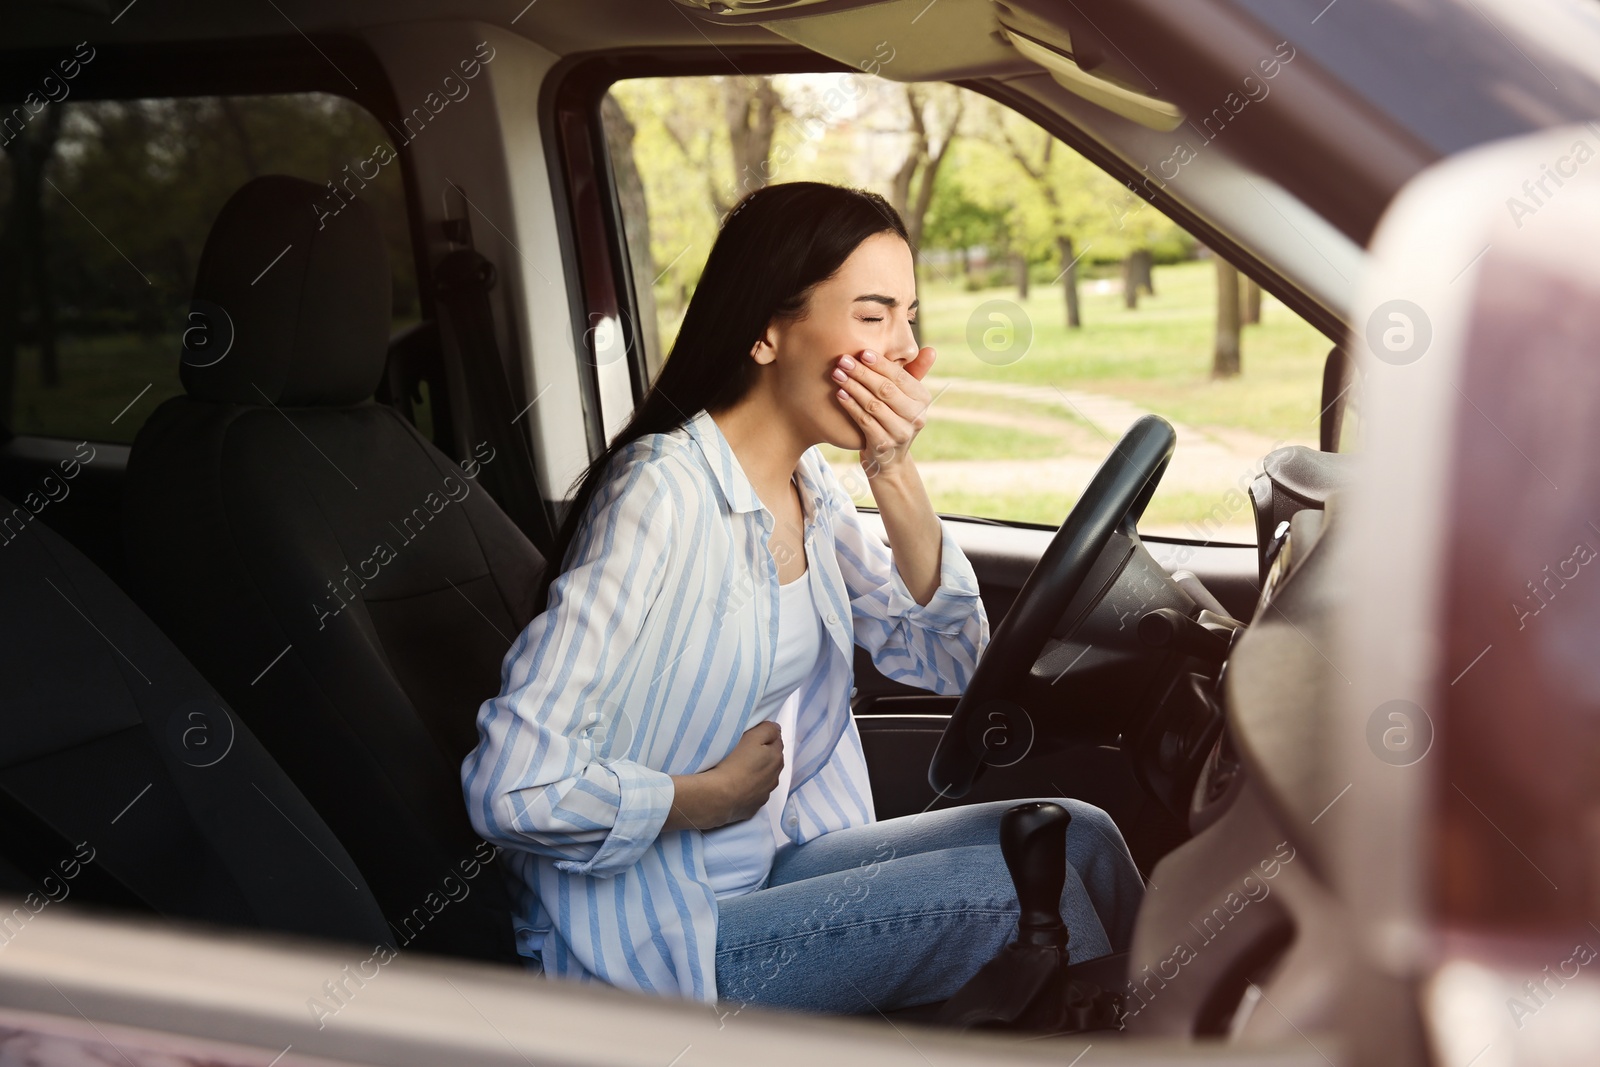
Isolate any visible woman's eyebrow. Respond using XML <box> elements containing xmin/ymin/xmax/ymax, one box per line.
<box><xmin>853</xmin><ymin>294</ymin><xmax>919</xmax><ymax>310</ymax></box>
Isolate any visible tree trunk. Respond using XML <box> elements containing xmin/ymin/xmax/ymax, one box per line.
<box><xmin>1058</xmin><ymin>235</ymin><xmax>1081</xmax><ymax>329</ymax></box>
<box><xmin>714</xmin><ymin>76</ymin><xmax>785</xmax><ymax>216</ymax></box>
<box><xmin>1213</xmin><ymin>260</ymin><xmax>1242</xmax><ymax>378</ymax></box>
<box><xmin>1242</xmin><ymin>277</ymin><xmax>1261</xmax><ymax>325</ymax></box>
<box><xmin>600</xmin><ymin>93</ymin><xmax>663</xmax><ymax>376</ymax></box>
<box><xmin>1015</xmin><ymin>251</ymin><xmax>1030</xmax><ymax>300</ymax></box>
<box><xmin>889</xmin><ymin>85</ymin><xmax>962</xmax><ymax>274</ymax></box>
<box><xmin>0</xmin><ymin>104</ymin><xmax>65</xmax><ymax>416</ymax></box>
<box><xmin>29</xmin><ymin>197</ymin><xmax>58</xmax><ymax>387</ymax></box>
<box><xmin>1121</xmin><ymin>249</ymin><xmax>1155</xmax><ymax>310</ymax></box>
<box><xmin>1130</xmin><ymin>248</ymin><xmax>1154</xmax><ymax>295</ymax></box>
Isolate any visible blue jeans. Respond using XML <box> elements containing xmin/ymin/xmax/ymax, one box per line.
<box><xmin>712</xmin><ymin>796</ymin><xmax>1144</xmax><ymax>1015</ymax></box>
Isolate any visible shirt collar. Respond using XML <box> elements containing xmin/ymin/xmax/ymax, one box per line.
<box><xmin>684</xmin><ymin>406</ymin><xmax>829</xmax><ymax>525</ymax></box>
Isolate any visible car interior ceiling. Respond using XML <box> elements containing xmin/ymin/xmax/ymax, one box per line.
<box><xmin>0</xmin><ymin>0</ymin><xmax>1415</xmax><ymax>1043</ymax></box>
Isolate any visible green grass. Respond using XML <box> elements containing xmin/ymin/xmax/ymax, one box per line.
<box><xmin>10</xmin><ymin>315</ymin><xmax>427</xmax><ymax>445</ymax></box>
<box><xmin>915</xmin><ymin>259</ymin><xmax>1330</xmax><ymax>441</ymax></box>
<box><xmin>11</xmin><ymin>332</ymin><xmax>183</xmax><ymax>443</ymax></box>
<box><xmin>931</xmin><ymin>388</ymin><xmax>1099</xmax><ymax>433</ymax></box>
<box><xmin>817</xmin><ymin>416</ymin><xmax>1064</xmax><ymax>466</ymax></box>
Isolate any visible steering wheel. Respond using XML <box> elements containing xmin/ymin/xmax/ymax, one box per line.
<box><xmin>928</xmin><ymin>414</ymin><xmax>1177</xmax><ymax>798</ymax></box>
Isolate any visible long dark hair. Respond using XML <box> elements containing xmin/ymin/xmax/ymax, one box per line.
<box><xmin>534</xmin><ymin>181</ymin><xmax>910</xmax><ymax>609</ymax></box>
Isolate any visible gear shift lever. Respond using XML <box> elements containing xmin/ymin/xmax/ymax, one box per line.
<box><xmin>1001</xmin><ymin>801</ymin><xmax>1071</xmax><ymax>949</ymax></box>
<box><xmin>940</xmin><ymin>802</ymin><xmax>1124</xmax><ymax>1032</ymax></box>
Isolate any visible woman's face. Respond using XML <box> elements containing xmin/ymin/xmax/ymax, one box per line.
<box><xmin>754</xmin><ymin>231</ymin><xmax>920</xmax><ymax>452</ymax></box>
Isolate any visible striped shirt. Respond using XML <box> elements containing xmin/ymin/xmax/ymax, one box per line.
<box><xmin>460</xmin><ymin>405</ymin><xmax>990</xmax><ymax>1004</ymax></box>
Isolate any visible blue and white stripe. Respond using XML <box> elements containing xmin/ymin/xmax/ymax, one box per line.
<box><xmin>460</xmin><ymin>405</ymin><xmax>990</xmax><ymax>1003</ymax></box>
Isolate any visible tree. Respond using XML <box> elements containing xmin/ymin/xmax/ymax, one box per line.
<box><xmin>886</xmin><ymin>84</ymin><xmax>963</xmax><ymax>270</ymax></box>
<box><xmin>955</xmin><ymin>99</ymin><xmax>1176</xmax><ymax>329</ymax></box>
<box><xmin>1096</xmin><ymin>165</ymin><xmax>1180</xmax><ymax>312</ymax></box>
<box><xmin>601</xmin><ymin>92</ymin><xmax>662</xmax><ymax>376</ymax></box>
<box><xmin>659</xmin><ymin>76</ymin><xmax>788</xmax><ymax>220</ymax></box>
<box><xmin>922</xmin><ymin>179</ymin><xmax>1007</xmax><ymax>288</ymax></box>
<box><xmin>1122</xmin><ymin>248</ymin><xmax>1154</xmax><ymax>309</ymax></box>
<box><xmin>1242</xmin><ymin>276</ymin><xmax>1261</xmax><ymax>325</ymax></box>
<box><xmin>997</xmin><ymin>122</ymin><xmax>1102</xmax><ymax>328</ymax></box>
<box><xmin>1213</xmin><ymin>258</ymin><xmax>1242</xmax><ymax>378</ymax></box>
<box><xmin>0</xmin><ymin>103</ymin><xmax>65</xmax><ymax>423</ymax></box>
<box><xmin>614</xmin><ymin>76</ymin><xmax>796</xmax><ymax>356</ymax></box>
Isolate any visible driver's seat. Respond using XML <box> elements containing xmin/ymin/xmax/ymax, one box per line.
<box><xmin>122</xmin><ymin>175</ymin><xmax>544</xmax><ymax>965</ymax></box>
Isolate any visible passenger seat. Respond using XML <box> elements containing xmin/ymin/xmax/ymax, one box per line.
<box><xmin>122</xmin><ymin>175</ymin><xmax>542</xmax><ymax>965</ymax></box>
<box><xmin>0</xmin><ymin>493</ymin><xmax>392</xmax><ymax>948</ymax></box>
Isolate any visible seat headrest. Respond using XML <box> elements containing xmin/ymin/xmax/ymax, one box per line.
<box><xmin>181</xmin><ymin>174</ymin><xmax>391</xmax><ymax>407</ymax></box>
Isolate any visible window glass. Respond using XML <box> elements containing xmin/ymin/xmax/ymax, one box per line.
<box><xmin>602</xmin><ymin>74</ymin><xmax>1333</xmax><ymax>543</ymax></box>
<box><xmin>0</xmin><ymin>92</ymin><xmax>420</xmax><ymax>444</ymax></box>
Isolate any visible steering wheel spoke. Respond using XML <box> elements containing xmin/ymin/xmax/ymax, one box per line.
<box><xmin>930</xmin><ymin>416</ymin><xmax>1180</xmax><ymax>798</ymax></box>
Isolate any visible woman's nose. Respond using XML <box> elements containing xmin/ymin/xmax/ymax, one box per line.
<box><xmin>887</xmin><ymin>320</ymin><xmax>919</xmax><ymax>364</ymax></box>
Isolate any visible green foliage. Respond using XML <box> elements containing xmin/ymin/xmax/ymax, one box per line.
<box><xmin>922</xmin><ymin>175</ymin><xmax>1007</xmax><ymax>255</ymax></box>
<box><xmin>946</xmin><ymin>100</ymin><xmax>1187</xmax><ymax>265</ymax></box>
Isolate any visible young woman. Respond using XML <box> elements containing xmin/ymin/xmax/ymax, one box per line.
<box><xmin>460</xmin><ymin>181</ymin><xmax>1144</xmax><ymax>1013</ymax></box>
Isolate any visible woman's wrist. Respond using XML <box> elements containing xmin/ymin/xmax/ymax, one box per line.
<box><xmin>661</xmin><ymin>769</ymin><xmax>729</xmax><ymax>832</ymax></box>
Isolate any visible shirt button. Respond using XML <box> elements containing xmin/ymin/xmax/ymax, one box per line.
<box><xmin>785</xmin><ymin>814</ymin><xmax>798</xmax><ymax>828</ymax></box>
<box><xmin>826</xmin><ymin>611</ymin><xmax>839</xmax><ymax>625</ymax></box>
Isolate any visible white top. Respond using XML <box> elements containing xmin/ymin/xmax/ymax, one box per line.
<box><xmin>701</xmin><ymin>483</ymin><xmax>827</xmax><ymax>899</ymax></box>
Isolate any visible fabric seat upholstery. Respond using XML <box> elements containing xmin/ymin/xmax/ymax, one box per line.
<box><xmin>0</xmin><ymin>494</ymin><xmax>392</xmax><ymax>947</ymax></box>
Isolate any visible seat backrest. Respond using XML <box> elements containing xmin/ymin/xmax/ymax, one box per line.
<box><xmin>122</xmin><ymin>175</ymin><xmax>543</xmax><ymax>965</ymax></box>
<box><xmin>0</xmin><ymin>492</ymin><xmax>393</xmax><ymax>948</ymax></box>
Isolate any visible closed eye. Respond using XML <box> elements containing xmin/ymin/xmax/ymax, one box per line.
<box><xmin>855</xmin><ymin>294</ymin><xmax>918</xmax><ymax>318</ymax></box>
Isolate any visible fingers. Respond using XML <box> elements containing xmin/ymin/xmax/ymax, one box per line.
<box><xmin>833</xmin><ymin>350</ymin><xmax>927</xmax><ymax>426</ymax></box>
<box><xmin>834</xmin><ymin>356</ymin><xmax>925</xmax><ymax>461</ymax></box>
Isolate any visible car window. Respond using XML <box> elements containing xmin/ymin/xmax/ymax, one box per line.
<box><xmin>600</xmin><ymin>74</ymin><xmax>1333</xmax><ymax>544</ymax></box>
<box><xmin>0</xmin><ymin>92</ymin><xmax>422</xmax><ymax>446</ymax></box>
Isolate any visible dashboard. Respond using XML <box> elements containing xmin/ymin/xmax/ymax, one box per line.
<box><xmin>1121</xmin><ymin>467</ymin><xmax>1351</xmax><ymax>1038</ymax></box>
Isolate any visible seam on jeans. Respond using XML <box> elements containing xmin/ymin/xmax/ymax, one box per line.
<box><xmin>715</xmin><ymin>906</ymin><xmax>1017</xmax><ymax>956</ymax></box>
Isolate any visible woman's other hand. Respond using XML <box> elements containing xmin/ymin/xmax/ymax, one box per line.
<box><xmin>663</xmin><ymin>720</ymin><xmax>784</xmax><ymax>832</ymax></box>
<box><xmin>711</xmin><ymin>720</ymin><xmax>785</xmax><ymax>823</ymax></box>
<box><xmin>833</xmin><ymin>344</ymin><xmax>936</xmax><ymax>479</ymax></box>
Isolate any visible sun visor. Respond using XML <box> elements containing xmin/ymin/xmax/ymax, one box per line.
<box><xmin>670</xmin><ymin>0</ymin><xmax>1183</xmax><ymax>128</ymax></box>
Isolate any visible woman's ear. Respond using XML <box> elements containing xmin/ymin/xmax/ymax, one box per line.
<box><xmin>749</xmin><ymin>323</ymin><xmax>779</xmax><ymax>366</ymax></box>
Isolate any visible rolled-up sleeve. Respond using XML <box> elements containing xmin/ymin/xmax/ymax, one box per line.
<box><xmin>461</xmin><ymin>449</ymin><xmax>677</xmax><ymax>878</ymax></box>
<box><xmin>825</xmin><ymin>469</ymin><xmax>990</xmax><ymax>695</ymax></box>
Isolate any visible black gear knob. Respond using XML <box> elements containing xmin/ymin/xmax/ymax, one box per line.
<box><xmin>999</xmin><ymin>801</ymin><xmax>1072</xmax><ymax>949</ymax></box>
